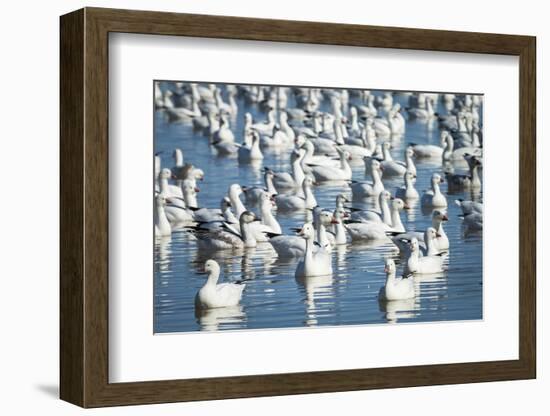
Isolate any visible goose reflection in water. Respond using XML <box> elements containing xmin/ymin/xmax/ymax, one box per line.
<box><xmin>196</xmin><ymin>305</ymin><xmax>246</xmax><ymax>331</ymax></box>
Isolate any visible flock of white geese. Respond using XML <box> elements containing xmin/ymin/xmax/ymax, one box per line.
<box><xmin>154</xmin><ymin>82</ymin><xmax>483</xmax><ymax>311</ymax></box>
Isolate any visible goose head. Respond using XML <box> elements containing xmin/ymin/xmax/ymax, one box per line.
<box><xmin>301</xmin><ymin>176</ymin><xmax>315</xmax><ymax>190</ymax></box>
<box><xmin>193</xmin><ymin>168</ymin><xmax>205</xmax><ymax>181</ymax></box>
<box><xmin>239</xmin><ymin>210</ymin><xmax>258</xmax><ymax>225</ymax></box>
<box><xmin>432</xmin><ymin>209</ymin><xmax>449</xmax><ymax>222</ymax></box>
<box><xmin>159</xmin><ymin>168</ymin><xmax>174</xmax><ymax>180</ymax></box>
<box><xmin>204</xmin><ymin>259</ymin><xmax>220</xmax><ymax>276</ymax></box>
<box><xmin>155</xmin><ymin>193</ymin><xmax>167</xmax><ymax>207</ymax></box>
<box><xmin>319</xmin><ymin>211</ymin><xmax>334</xmax><ymax>226</ymax></box>
<box><xmin>259</xmin><ymin>191</ymin><xmax>275</xmax><ymax>208</ymax></box>
<box><xmin>182</xmin><ymin>180</ymin><xmax>200</xmax><ymax>196</ymax></box>
<box><xmin>294</xmin><ymin>134</ymin><xmax>307</xmax><ymax>148</ymax></box>
<box><xmin>379</xmin><ymin>190</ymin><xmax>391</xmax><ymax>204</ymax></box>
<box><xmin>425</xmin><ymin>227</ymin><xmax>441</xmax><ymax>242</ymax></box>
<box><xmin>336</xmin><ymin>193</ymin><xmax>349</xmax><ymax>206</ymax></box>
<box><xmin>404</xmin><ymin>170</ymin><xmax>416</xmax><ymax>183</ymax></box>
<box><xmin>431</xmin><ymin>173</ymin><xmax>444</xmax><ymax>186</ymax></box>
<box><xmin>405</xmin><ymin>146</ymin><xmax>414</xmax><ymax>159</ymax></box>
<box><xmin>409</xmin><ymin>237</ymin><xmax>420</xmax><ymax>253</ymax></box>
<box><xmin>390</xmin><ymin>197</ymin><xmax>407</xmax><ymax>211</ymax></box>
<box><xmin>297</xmin><ymin>222</ymin><xmax>315</xmax><ymax>240</ymax></box>
<box><xmin>384</xmin><ymin>258</ymin><xmax>396</xmax><ymax>274</ymax></box>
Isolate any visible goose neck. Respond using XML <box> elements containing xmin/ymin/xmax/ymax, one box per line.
<box><xmin>265</xmin><ymin>174</ymin><xmax>277</xmax><ymax>195</ymax></box>
<box><xmin>206</xmin><ymin>269</ymin><xmax>220</xmax><ymax>286</ymax></box>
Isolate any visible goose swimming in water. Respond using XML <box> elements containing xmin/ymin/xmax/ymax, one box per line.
<box><xmin>421</xmin><ymin>173</ymin><xmax>448</xmax><ymax>208</ymax></box>
<box><xmin>275</xmin><ymin>176</ymin><xmax>317</xmax><ymax>211</ymax></box>
<box><xmin>405</xmin><ymin>237</ymin><xmax>445</xmax><ymax>274</ymax></box>
<box><xmin>295</xmin><ymin>222</ymin><xmax>333</xmax><ymax>278</ymax></box>
<box><xmin>379</xmin><ymin>258</ymin><xmax>415</xmax><ymax>301</ymax></box>
<box><xmin>350</xmin><ymin>158</ymin><xmax>385</xmax><ymax>199</ymax></box>
<box><xmin>445</xmin><ymin>154</ymin><xmax>482</xmax><ymax>191</ymax></box>
<box><xmin>191</xmin><ymin>211</ymin><xmax>261</xmax><ymax>250</ymax></box>
<box><xmin>395</xmin><ymin>171</ymin><xmax>419</xmax><ymax>201</ymax></box>
<box><xmin>154</xmin><ymin>194</ymin><xmax>172</xmax><ymax>237</ymax></box>
<box><xmin>195</xmin><ymin>259</ymin><xmax>246</xmax><ymax>309</ymax></box>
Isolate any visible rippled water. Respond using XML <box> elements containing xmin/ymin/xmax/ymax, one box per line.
<box><xmin>154</xmin><ymin>83</ymin><xmax>482</xmax><ymax>333</ymax></box>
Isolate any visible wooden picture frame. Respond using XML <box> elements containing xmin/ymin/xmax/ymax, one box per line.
<box><xmin>60</xmin><ymin>7</ymin><xmax>536</xmax><ymax>408</ymax></box>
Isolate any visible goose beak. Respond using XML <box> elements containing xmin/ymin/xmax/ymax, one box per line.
<box><xmin>440</xmin><ymin>178</ymin><xmax>445</xmax><ymax>183</ymax></box>
<box><xmin>171</xmin><ymin>174</ymin><xmax>178</xmax><ymax>180</ymax></box>
<box><xmin>436</xmin><ymin>232</ymin><xmax>442</xmax><ymax>237</ymax></box>
<box><xmin>331</xmin><ymin>218</ymin><xmax>339</xmax><ymax>224</ymax></box>
<box><xmin>442</xmin><ymin>214</ymin><xmax>449</xmax><ymax>221</ymax></box>
<box><xmin>297</xmin><ymin>228</ymin><xmax>304</xmax><ymax>236</ymax></box>
<box><xmin>195</xmin><ymin>187</ymin><xmax>200</xmax><ymax>193</ymax></box>
<box><xmin>384</xmin><ymin>265</ymin><xmax>389</xmax><ymax>273</ymax></box>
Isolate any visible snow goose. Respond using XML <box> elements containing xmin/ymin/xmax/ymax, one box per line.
<box><xmin>405</xmin><ymin>237</ymin><xmax>444</xmax><ymax>274</ymax></box>
<box><xmin>250</xmin><ymin>110</ymin><xmax>276</xmax><ymax>136</ymax></box>
<box><xmin>395</xmin><ymin>171</ymin><xmax>420</xmax><ymax>201</ymax></box>
<box><xmin>462</xmin><ymin>212</ymin><xmax>483</xmax><ymax>231</ymax></box>
<box><xmin>238</xmin><ymin>131</ymin><xmax>264</xmax><ymax>162</ymax></box>
<box><xmin>298</xmin><ymin>137</ymin><xmax>340</xmax><ymax>169</ymax></box>
<box><xmin>195</xmin><ymin>260</ymin><xmax>246</xmax><ymax>309</ymax></box>
<box><xmin>327</xmin><ymin>208</ymin><xmax>349</xmax><ymax>245</ymax></box>
<box><xmin>165</xmin><ymin>94</ymin><xmax>201</xmax><ymax>120</ymax></box>
<box><xmin>310</xmin><ymin>148</ymin><xmax>352</xmax><ymax>182</ymax></box>
<box><xmin>158</xmin><ymin>168</ymin><xmax>184</xmax><ymax>206</ymax></box>
<box><xmin>407</xmin><ymin>97</ymin><xmax>435</xmax><ymax>121</ymax></box>
<box><xmin>154</xmin><ymin>194</ymin><xmax>172</xmax><ymax>237</ymax></box>
<box><xmin>350</xmin><ymin>158</ymin><xmax>385</xmax><ymax>199</ymax></box>
<box><xmin>421</xmin><ymin>173</ymin><xmax>447</xmax><ymax>208</ymax></box>
<box><xmin>358</xmin><ymin>93</ymin><xmax>377</xmax><ymax>118</ymax></box>
<box><xmin>455</xmin><ymin>199</ymin><xmax>483</xmax><ymax>215</ymax></box>
<box><xmin>211</xmin><ymin>114</ymin><xmax>235</xmax><ymax>144</ymax></box>
<box><xmin>350</xmin><ymin>190</ymin><xmax>392</xmax><ymax>225</ymax></box>
<box><xmin>380</xmin><ymin>142</ymin><xmax>408</xmax><ymax>177</ymax></box>
<box><xmin>345</xmin><ymin>198</ymin><xmax>406</xmax><ymax>241</ymax></box>
<box><xmin>391</xmin><ymin>209</ymin><xmax>449</xmax><ymax>255</ymax></box>
<box><xmin>272</xmin><ymin>148</ymin><xmax>306</xmax><ymax>190</ymax></box>
<box><xmin>192</xmin><ymin>211</ymin><xmax>260</xmax><ymax>250</ymax></box>
<box><xmin>379</xmin><ymin>259</ymin><xmax>415</xmax><ymax>301</ymax></box>
<box><xmin>442</xmin><ymin>132</ymin><xmax>483</xmax><ymax>161</ymax></box>
<box><xmin>445</xmin><ymin>154</ymin><xmax>482</xmax><ymax>190</ymax></box>
<box><xmin>193</xmin><ymin>197</ymin><xmax>239</xmax><ymax>234</ymax></box>
<box><xmin>242</xmin><ymin>168</ymin><xmax>278</xmax><ymax>204</ymax></box>
<box><xmin>313</xmin><ymin>208</ymin><xmax>335</xmax><ymax>252</ymax></box>
<box><xmin>295</xmin><ymin>223</ymin><xmax>333</xmax><ymax>278</ymax></box>
<box><xmin>257</xmin><ymin>192</ymin><xmax>282</xmax><ymax>235</ymax></box>
<box><xmin>181</xmin><ymin>181</ymin><xmax>224</xmax><ymax>223</ymax></box>
<box><xmin>410</xmin><ymin>133</ymin><xmax>451</xmax><ymax>159</ymax></box>
<box><xmin>275</xmin><ymin>176</ymin><xmax>317</xmax><ymax>211</ymax></box>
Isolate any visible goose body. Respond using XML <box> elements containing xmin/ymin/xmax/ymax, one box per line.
<box><xmin>405</xmin><ymin>238</ymin><xmax>444</xmax><ymax>274</ymax></box>
<box><xmin>395</xmin><ymin>171</ymin><xmax>419</xmax><ymax>200</ymax></box>
<box><xmin>310</xmin><ymin>149</ymin><xmax>352</xmax><ymax>182</ymax></box>
<box><xmin>421</xmin><ymin>173</ymin><xmax>448</xmax><ymax>208</ymax></box>
<box><xmin>379</xmin><ymin>259</ymin><xmax>415</xmax><ymax>301</ymax></box>
<box><xmin>195</xmin><ymin>260</ymin><xmax>245</xmax><ymax>309</ymax></box>
<box><xmin>275</xmin><ymin>177</ymin><xmax>317</xmax><ymax>211</ymax></box>
<box><xmin>295</xmin><ymin>223</ymin><xmax>333</xmax><ymax>278</ymax></box>
<box><xmin>350</xmin><ymin>158</ymin><xmax>385</xmax><ymax>199</ymax></box>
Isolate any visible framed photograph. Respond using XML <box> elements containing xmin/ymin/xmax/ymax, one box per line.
<box><xmin>60</xmin><ymin>7</ymin><xmax>536</xmax><ymax>408</ymax></box>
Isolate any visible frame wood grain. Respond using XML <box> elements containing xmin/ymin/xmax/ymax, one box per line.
<box><xmin>60</xmin><ymin>7</ymin><xmax>536</xmax><ymax>408</ymax></box>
